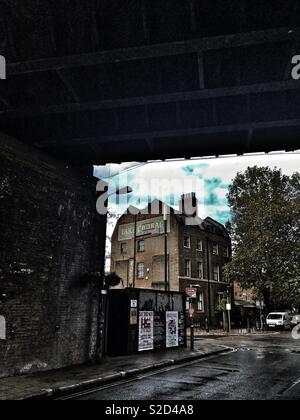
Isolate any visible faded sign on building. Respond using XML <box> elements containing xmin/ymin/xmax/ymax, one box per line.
<box><xmin>118</xmin><ymin>216</ymin><xmax>170</xmax><ymax>241</ymax></box>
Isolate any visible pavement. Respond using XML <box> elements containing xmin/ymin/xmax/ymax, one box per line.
<box><xmin>0</xmin><ymin>338</ymin><xmax>231</xmax><ymax>400</ymax></box>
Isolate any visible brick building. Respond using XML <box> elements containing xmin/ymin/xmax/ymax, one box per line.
<box><xmin>111</xmin><ymin>194</ymin><xmax>232</xmax><ymax>326</ymax></box>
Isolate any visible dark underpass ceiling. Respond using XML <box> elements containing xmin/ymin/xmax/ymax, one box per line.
<box><xmin>0</xmin><ymin>0</ymin><xmax>300</xmax><ymax>165</ymax></box>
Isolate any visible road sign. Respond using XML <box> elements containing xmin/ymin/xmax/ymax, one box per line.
<box><xmin>226</xmin><ymin>303</ymin><xmax>232</xmax><ymax>311</ymax></box>
<box><xmin>185</xmin><ymin>288</ymin><xmax>197</xmax><ymax>299</ymax></box>
<box><xmin>189</xmin><ymin>308</ymin><xmax>196</xmax><ymax>319</ymax></box>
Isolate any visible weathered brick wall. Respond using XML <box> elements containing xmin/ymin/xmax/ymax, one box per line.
<box><xmin>0</xmin><ymin>135</ymin><xmax>106</xmax><ymax>378</ymax></box>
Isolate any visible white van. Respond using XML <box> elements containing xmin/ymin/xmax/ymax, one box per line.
<box><xmin>266</xmin><ymin>313</ymin><xmax>291</xmax><ymax>331</ymax></box>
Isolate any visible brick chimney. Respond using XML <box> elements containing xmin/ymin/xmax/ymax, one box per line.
<box><xmin>179</xmin><ymin>193</ymin><xmax>198</xmax><ymax>218</ymax></box>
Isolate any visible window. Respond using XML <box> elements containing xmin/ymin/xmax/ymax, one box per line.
<box><xmin>197</xmin><ymin>239</ymin><xmax>203</xmax><ymax>251</ymax></box>
<box><xmin>223</xmin><ymin>247</ymin><xmax>229</xmax><ymax>258</ymax></box>
<box><xmin>137</xmin><ymin>240</ymin><xmax>145</xmax><ymax>252</ymax></box>
<box><xmin>197</xmin><ymin>262</ymin><xmax>203</xmax><ymax>279</ymax></box>
<box><xmin>213</xmin><ymin>265</ymin><xmax>220</xmax><ymax>282</ymax></box>
<box><xmin>184</xmin><ymin>260</ymin><xmax>191</xmax><ymax>277</ymax></box>
<box><xmin>121</xmin><ymin>243</ymin><xmax>127</xmax><ymax>254</ymax></box>
<box><xmin>212</xmin><ymin>243</ymin><xmax>219</xmax><ymax>255</ymax></box>
<box><xmin>186</xmin><ymin>300</ymin><xmax>190</xmax><ymax>311</ymax></box>
<box><xmin>184</xmin><ymin>236</ymin><xmax>191</xmax><ymax>248</ymax></box>
<box><xmin>198</xmin><ymin>292</ymin><xmax>204</xmax><ymax>312</ymax></box>
<box><xmin>137</xmin><ymin>263</ymin><xmax>145</xmax><ymax>279</ymax></box>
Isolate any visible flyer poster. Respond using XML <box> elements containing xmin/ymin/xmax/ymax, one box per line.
<box><xmin>166</xmin><ymin>311</ymin><xmax>179</xmax><ymax>348</ymax></box>
<box><xmin>138</xmin><ymin>311</ymin><xmax>154</xmax><ymax>351</ymax></box>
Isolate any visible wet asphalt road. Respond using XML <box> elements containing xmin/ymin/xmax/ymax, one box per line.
<box><xmin>76</xmin><ymin>334</ymin><xmax>300</xmax><ymax>400</ymax></box>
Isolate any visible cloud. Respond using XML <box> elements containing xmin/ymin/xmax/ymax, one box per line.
<box><xmin>182</xmin><ymin>162</ymin><xmax>209</xmax><ymax>178</ymax></box>
<box><xmin>95</xmin><ymin>153</ymin><xmax>299</xmax><ymax>229</ymax></box>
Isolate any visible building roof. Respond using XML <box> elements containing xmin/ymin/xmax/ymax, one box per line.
<box><xmin>115</xmin><ymin>199</ymin><xmax>229</xmax><ymax>238</ymax></box>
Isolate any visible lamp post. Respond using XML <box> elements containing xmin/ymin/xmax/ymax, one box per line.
<box><xmin>163</xmin><ymin>204</ymin><xmax>169</xmax><ymax>292</ymax></box>
<box><xmin>96</xmin><ymin>185</ymin><xmax>132</xmax><ymax>361</ymax></box>
<box><xmin>206</xmin><ymin>236</ymin><xmax>212</xmax><ymax>327</ymax></box>
<box><xmin>133</xmin><ymin>213</ymin><xmax>137</xmax><ymax>288</ymax></box>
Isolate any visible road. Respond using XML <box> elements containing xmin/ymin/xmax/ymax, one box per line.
<box><xmin>72</xmin><ymin>333</ymin><xmax>300</xmax><ymax>400</ymax></box>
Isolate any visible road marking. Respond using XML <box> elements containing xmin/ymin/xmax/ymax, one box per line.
<box><xmin>279</xmin><ymin>377</ymin><xmax>300</xmax><ymax>395</ymax></box>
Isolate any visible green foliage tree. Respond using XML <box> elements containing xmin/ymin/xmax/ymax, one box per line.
<box><xmin>224</xmin><ymin>166</ymin><xmax>300</xmax><ymax>312</ymax></box>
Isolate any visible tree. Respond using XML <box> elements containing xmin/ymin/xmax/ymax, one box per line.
<box><xmin>224</xmin><ymin>166</ymin><xmax>300</xmax><ymax>312</ymax></box>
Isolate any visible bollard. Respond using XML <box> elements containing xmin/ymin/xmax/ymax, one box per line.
<box><xmin>205</xmin><ymin>318</ymin><xmax>209</xmax><ymax>333</ymax></box>
<box><xmin>247</xmin><ymin>316</ymin><xmax>251</xmax><ymax>334</ymax></box>
<box><xmin>190</xmin><ymin>321</ymin><xmax>194</xmax><ymax>350</ymax></box>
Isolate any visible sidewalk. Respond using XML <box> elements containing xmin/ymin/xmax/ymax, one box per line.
<box><xmin>0</xmin><ymin>339</ymin><xmax>231</xmax><ymax>400</ymax></box>
<box><xmin>191</xmin><ymin>329</ymin><xmax>279</xmax><ymax>337</ymax></box>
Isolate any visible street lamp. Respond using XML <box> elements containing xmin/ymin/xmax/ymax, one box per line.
<box><xmin>163</xmin><ymin>204</ymin><xmax>169</xmax><ymax>292</ymax></box>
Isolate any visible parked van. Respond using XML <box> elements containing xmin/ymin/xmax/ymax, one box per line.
<box><xmin>266</xmin><ymin>313</ymin><xmax>291</xmax><ymax>331</ymax></box>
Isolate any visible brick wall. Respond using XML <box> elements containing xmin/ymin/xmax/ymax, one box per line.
<box><xmin>0</xmin><ymin>135</ymin><xmax>106</xmax><ymax>378</ymax></box>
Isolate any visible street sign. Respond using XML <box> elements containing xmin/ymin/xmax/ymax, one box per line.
<box><xmin>131</xmin><ymin>300</ymin><xmax>138</xmax><ymax>308</ymax></box>
<box><xmin>185</xmin><ymin>288</ymin><xmax>197</xmax><ymax>299</ymax></box>
<box><xmin>226</xmin><ymin>303</ymin><xmax>232</xmax><ymax>311</ymax></box>
<box><xmin>188</xmin><ymin>308</ymin><xmax>196</xmax><ymax>319</ymax></box>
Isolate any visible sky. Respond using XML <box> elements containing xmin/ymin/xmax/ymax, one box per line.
<box><xmin>95</xmin><ymin>152</ymin><xmax>300</xmax><ymax>228</ymax></box>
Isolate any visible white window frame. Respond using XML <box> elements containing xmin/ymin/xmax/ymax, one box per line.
<box><xmin>137</xmin><ymin>262</ymin><xmax>145</xmax><ymax>279</ymax></box>
<box><xmin>223</xmin><ymin>247</ymin><xmax>229</xmax><ymax>258</ymax></box>
<box><xmin>184</xmin><ymin>236</ymin><xmax>191</xmax><ymax>249</ymax></box>
<box><xmin>137</xmin><ymin>240</ymin><xmax>145</xmax><ymax>253</ymax></box>
<box><xmin>184</xmin><ymin>259</ymin><xmax>191</xmax><ymax>277</ymax></box>
<box><xmin>213</xmin><ymin>265</ymin><xmax>220</xmax><ymax>282</ymax></box>
<box><xmin>198</xmin><ymin>292</ymin><xmax>204</xmax><ymax>312</ymax></box>
<box><xmin>212</xmin><ymin>243</ymin><xmax>219</xmax><ymax>256</ymax></box>
<box><xmin>196</xmin><ymin>239</ymin><xmax>203</xmax><ymax>252</ymax></box>
<box><xmin>121</xmin><ymin>242</ymin><xmax>127</xmax><ymax>254</ymax></box>
<box><xmin>197</xmin><ymin>261</ymin><xmax>203</xmax><ymax>279</ymax></box>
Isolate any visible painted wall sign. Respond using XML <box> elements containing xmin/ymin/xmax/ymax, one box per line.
<box><xmin>138</xmin><ymin>311</ymin><xmax>154</xmax><ymax>351</ymax></box>
<box><xmin>118</xmin><ymin>216</ymin><xmax>170</xmax><ymax>241</ymax></box>
<box><xmin>166</xmin><ymin>312</ymin><xmax>179</xmax><ymax>348</ymax></box>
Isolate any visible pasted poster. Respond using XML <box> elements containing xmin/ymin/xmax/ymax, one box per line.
<box><xmin>138</xmin><ymin>311</ymin><xmax>154</xmax><ymax>352</ymax></box>
<box><xmin>166</xmin><ymin>312</ymin><xmax>179</xmax><ymax>348</ymax></box>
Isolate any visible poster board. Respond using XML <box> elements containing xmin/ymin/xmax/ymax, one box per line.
<box><xmin>166</xmin><ymin>312</ymin><xmax>179</xmax><ymax>348</ymax></box>
<box><xmin>138</xmin><ymin>311</ymin><xmax>154</xmax><ymax>351</ymax></box>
